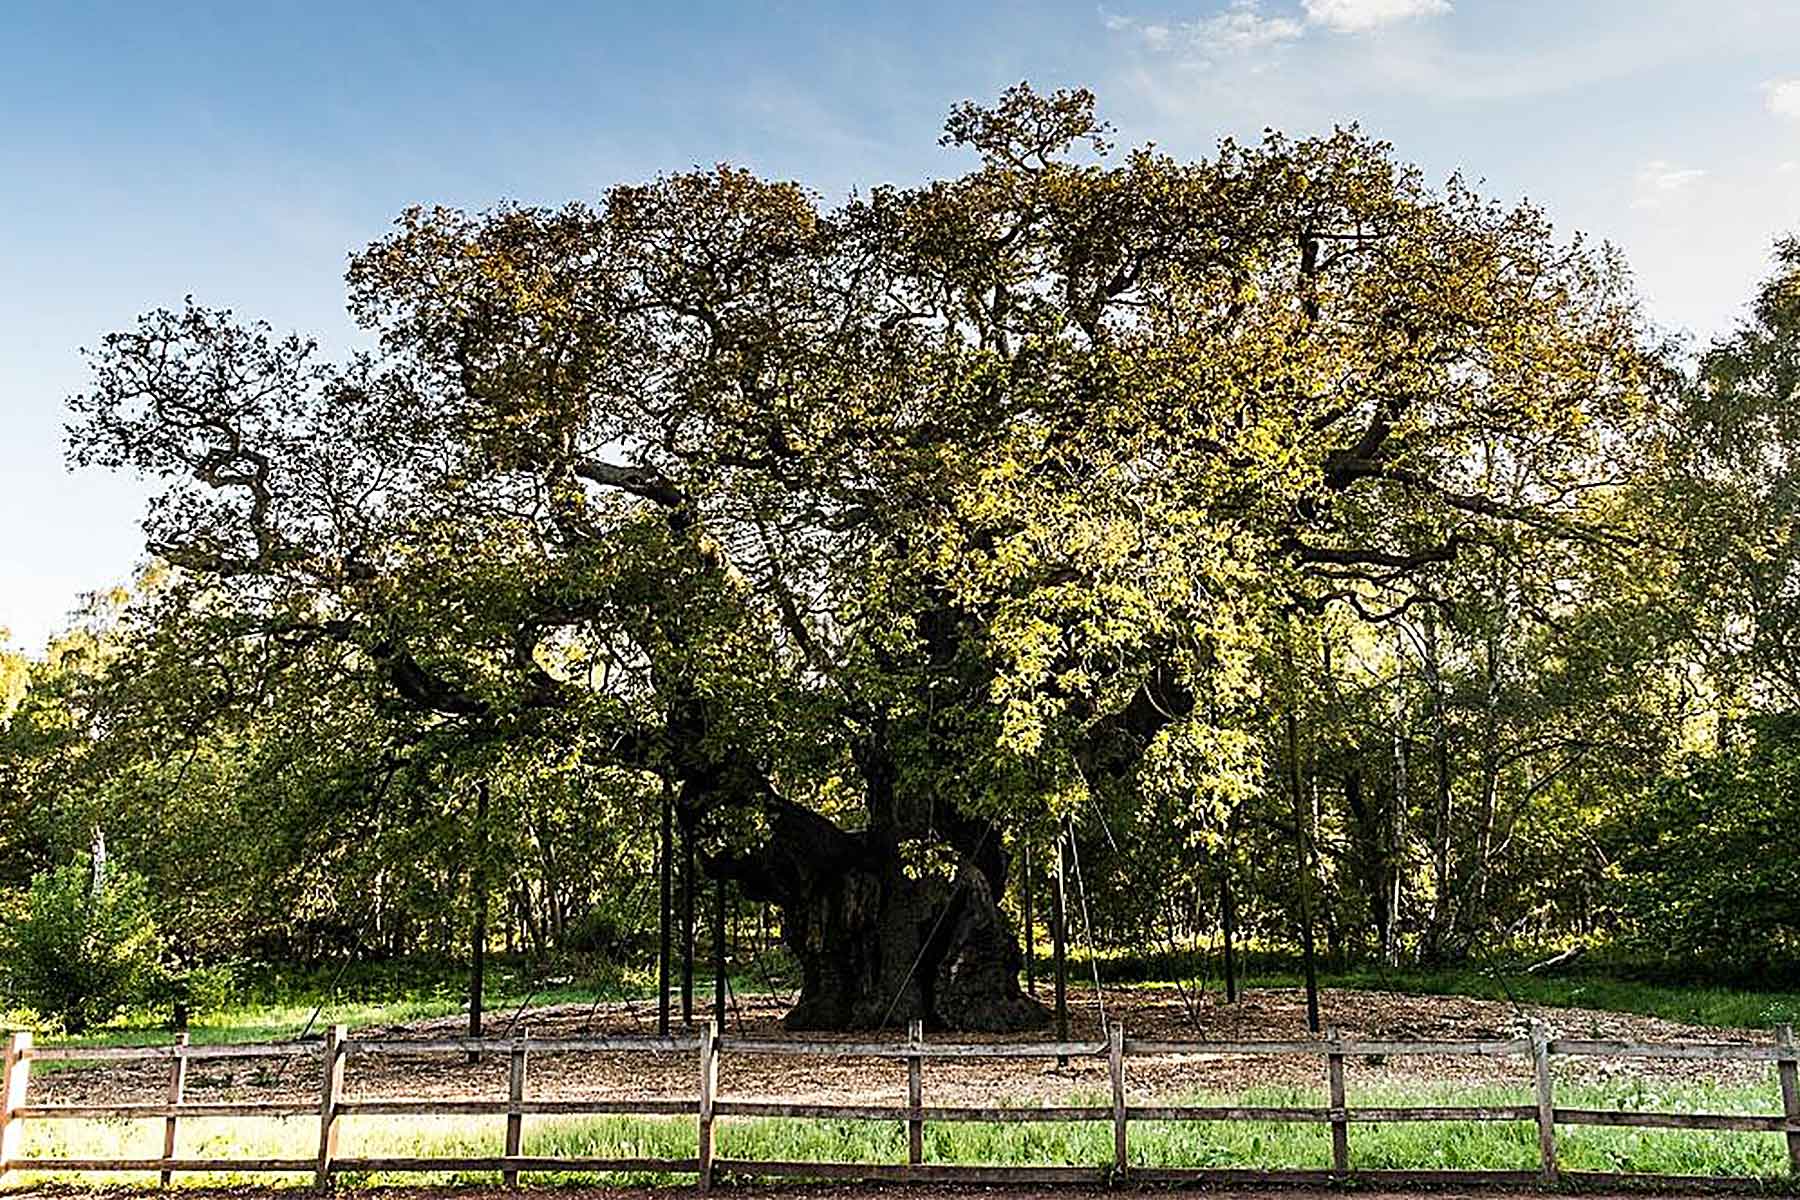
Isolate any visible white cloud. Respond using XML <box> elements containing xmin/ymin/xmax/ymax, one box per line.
<box><xmin>1200</xmin><ymin>1</ymin><xmax>1305</xmax><ymax>51</ymax></box>
<box><xmin>1107</xmin><ymin>5</ymin><xmax>1786</xmax><ymax>109</ymax></box>
<box><xmin>1766</xmin><ymin>79</ymin><xmax>1800</xmax><ymax>121</ymax></box>
<box><xmin>1103</xmin><ymin>0</ymin><xmax>1448</xmax><ymax>64</ymax></box>
<box><xmin>1632</xmin><ymin>160</ymin><xmax>1707</xmax><ymax>209</ymax></box>
<box><xmin>1103</xmin><ymin>2</ymin><xmax>1302</xmax><ymax>58</ymax></box>
<box><xmin>1302</xmin><ymin>0</ymin><xmax>1451</xmax><ymax>33</ymax></box>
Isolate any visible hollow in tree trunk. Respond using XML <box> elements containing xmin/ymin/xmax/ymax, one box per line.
<box><xmin>700</xmin><ymin>780</ymin><xmax>1046</xmax><ymax>1033</ymax></box>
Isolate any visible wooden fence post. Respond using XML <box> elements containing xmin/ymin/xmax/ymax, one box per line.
<box><xmin>160</xmin><ymin>1032</ymin><xmax>189</xmax><ymax>1186</ymax></box>
<box><xmin>697</xmin><ymin>1020</ymin><xmax>718</xmax><ymax>1192</ymax></box>
<box><xmin>1530</xmin><ymin>1018</ymin><xmax>1558</xmax><ymax>1184</ymax></box>
<box><xmin>0</xmin><ymin>1031</ymin><xmax>31</xmax><ymax>1183</ymax></box>
<box><xmin>315</xmin><ymin>1024</ymin><xmax>347</xmax><ymax>1190</ymax></box>
<box><xmin>1777</xmin><ymin>1024</ymin><xmax>1800</xmax><ymax>1178</ymax></box>
<box><xmin>503</xmin><ymin>1026</ymin><xmax>529</xmax><ymax>1187</ymax></box>
<box><xmin>907</xmin><ymin>1019</ymin><xmax>924</xmax><ymax>1169</ymax></box>
<box><xmin>1109</xmin><ymin>1022</ymin><xmax>1128</xmax><ymax>1176</ymax></box>
<box><xmin>1326</xmin><ymin>1025</ymin><xmax>1349</xmax><ymax>1175</ymax></box>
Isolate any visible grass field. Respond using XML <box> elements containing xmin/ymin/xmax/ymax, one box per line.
<box><xmin>1214</xmin><ymin>965</ymin><xmax>1800</xmax><ymax>1032</ymax></box>
<box><xmin>2</xmin><ymin>964</ymin><xmax>613</xmax><ymax>1049</ymax></box>
<box><xmin>10</xmin><ymin>1076</ymin><xmax>1797</xmax><ymax>1188</ymax></box>
<box><xmin>1067</xmin><ymin>947</ymin><xmax>1800</xmax><ymax>1032</ymax></box>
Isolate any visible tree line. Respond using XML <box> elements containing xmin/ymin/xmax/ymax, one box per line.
<box><xmin>2</xmin><ymin>85</ymin><xmax>1797</xmax><ymax>1033</ymax></box>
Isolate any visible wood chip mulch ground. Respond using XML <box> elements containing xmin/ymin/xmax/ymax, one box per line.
<box><xmin>28</xmin><ymin>986</ymin><xmax>1783</xmax><ymax>1112</ymax></box>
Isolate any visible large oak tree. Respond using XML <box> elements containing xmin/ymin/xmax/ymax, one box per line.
<box><xmin>68</xmin><ymin>86</ymin><xmax>1654</xmax><ymax>1029</ymax></box>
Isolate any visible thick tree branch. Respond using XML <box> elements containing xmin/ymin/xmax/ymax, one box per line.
<box><xmin>574</xmin><ymin>459</ymin><xmax>688</xmax><ymax>510</ymax></box>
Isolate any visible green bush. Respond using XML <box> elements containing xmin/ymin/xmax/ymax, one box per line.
<box><xmin>176</xmin><ymin>961</ymin><xmax>241</xmax><ymax>1014</ymax></box>
<box><xmin>1611</xmin><ymin>717</ymin><xmax>1800</xmax><ymax>978</ymax></box>
<box><xmin>565</xmin><ymin>897</ymin><xmax>654</xmax><ymax>960</ymax></box>
<box><xmin>1</xmin><ymin>864</ymin><xmax>163</xmax><ymax>1032</ymax></box>
<box><xmin>145</xmin><ymin>959</ymin><xmax>243</xmax><ymax>1023</ymax></box>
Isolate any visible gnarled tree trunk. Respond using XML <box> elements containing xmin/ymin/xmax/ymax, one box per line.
<box><xmin>778</xmin><ymin>839</ymin><xmax>1042</xmax><ymax>1031</ymax></box>
<box><xmin>684</xmin><ymin>759</ymin><xmax>1046</xmax><ymax>1032</ymax></box>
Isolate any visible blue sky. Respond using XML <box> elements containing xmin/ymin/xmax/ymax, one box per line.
<box><xmin>4</xmin><ymin>0</ymin><xmax>1798</xmax><ymax>653</ymax></box>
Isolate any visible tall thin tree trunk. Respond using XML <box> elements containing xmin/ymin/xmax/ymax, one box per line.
<box><xmin>1051</xmin><ymin>822</ymin><xmax>1070</xmax><ymax>1057</ymax></box>
<box><xmin>713</xmin><ymin>874</ymin><xmax>728</xmax><ymax>1025</ymax></box>
<box><xmin>1424</xmin><ymin>605</ymin><xmax>1453</xmax><ymax>959</ymax></box>
<box><xmin>538</xmin><ymin>819</ymin><xmax>565</xmax><ymax>947</ymax></box>
<box><xmin>514</xmin><ymin>885</ymin><xmax>544</xmax><ymax>959</ymax></box>
<box><xmin>89</xmin><ymin>825</ymin><xmax>108</xmax><ymax>897</ymax></box>
<box><xmin>1221</xmin><ymin>868</ymin><xmax>1238</xmax><ymax>1004</ymax></box>
<box><xmin>1222</xmin><ymin>801</ymin><xmax>1241</xmax><ymax>1003</ymax></box>
<box><xmin>681</xmin><ymin>825</ymin><xmax>696</xmax><ymax>1026</ymax></box>
<box><xmin>1286</xmin><ymin>696</ymin><xmax>1321</xmax><ymax>1033</ymax></box>
<box><xmin>1346</xmin><ymin>767</ymin><xmax>1388</xmax><ymax>960</ymax></box>
<box><xmin>1461</xmin><ymin>453</ymin><xmax>1515</xmax><ymax>950</ymax></box>
<box><xmin>658</xmin><ymin>778</ymin><xmax>673</xmax><ymax>1036</ymax></box>
<box><xmin>1388</xmin><ymin>650</ymin><xmax>1408</xmax><ymax>967</ymax></box>
<box><xmin>1467</xmin><ymin>623</ymin><xmax>1504</xmax><ymax>944</ymax></box>
<box><xmin>1022</xmin><ymin>840</ymin><xmax>1037</xmax><ymax>996</ymax></box>
<box><xmin>372</xmin><ymin>869</ymin><xmax>385</xmax><ymax>952</ymax></box>
<box><xmin>469</xmin><ymin>779</ymin><xmax>490</xmax><ymax>1047</ymax></box>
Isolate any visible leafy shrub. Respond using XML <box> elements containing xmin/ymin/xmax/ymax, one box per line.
<box><xmin>1612</xmin><ymin>718</ymin><xmax>1800</xmax><ymax>978</ymax></box>
<box><xmin>145</xmin><ymin>959</ymin><xmax>243</xmax><ymax>1022</ymax></box>
<box><xmin>566</xmin><ymin>897</ymin><xmax>654</xmax><ymax>959</ymax></box>
<box><xmin>1</xmin><ymin>864</ymin><xmax>163</xmax><ymax>1032</ymax></box>
<box><xmin>175</xmin><ymin>961</ymin><xmax>241</xmax><ymax>1014</ymax></box>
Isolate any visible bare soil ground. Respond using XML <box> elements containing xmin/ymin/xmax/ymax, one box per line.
<box><xmin>30</xmin><ymin>987</ymin><xmax>1779</xmax><ymax>1110</ymax></box>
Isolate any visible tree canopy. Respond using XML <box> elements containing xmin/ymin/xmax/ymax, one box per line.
<box><xmin>5</xmin><ymin>84</ymin><xmax>1794</xmax><ymax>1032</ymax></box>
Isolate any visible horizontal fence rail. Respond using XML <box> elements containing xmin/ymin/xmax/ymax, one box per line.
<box><xmin>1</xmin><ymin>1019</ymin><xmax>1797</xmax><ymax>1190</ymax></box>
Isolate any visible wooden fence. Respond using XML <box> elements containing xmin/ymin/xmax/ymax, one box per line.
<box><xmin>2</xmin><ymin>1019</ymin><xmax>1798</xmax><ymax>1190</ymax></box>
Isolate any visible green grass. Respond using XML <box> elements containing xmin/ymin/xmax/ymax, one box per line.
<box><xmin>11</xmin><ymin>1074</ymin><xmax>1798</xmax><ymax>1189</ymax></box>
<box><xmin>109</xmin><ymin>986</ymin><xmax>605</xmax><ymax>1046</ymax></box>
<box><xmin>2</xmin><ymin>956</ymin><xmax>756</xmax><ymax>1051</ymax></box>
<box><xmin>1293</xmin><ymin>965</ymin><xmax>1800</xmax><ymax>1031</ymax></box>
<box><xmin>1036</xmin><ymin>943</ymin><xmax>1800</xmax><ymax>1031</ymax></box>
